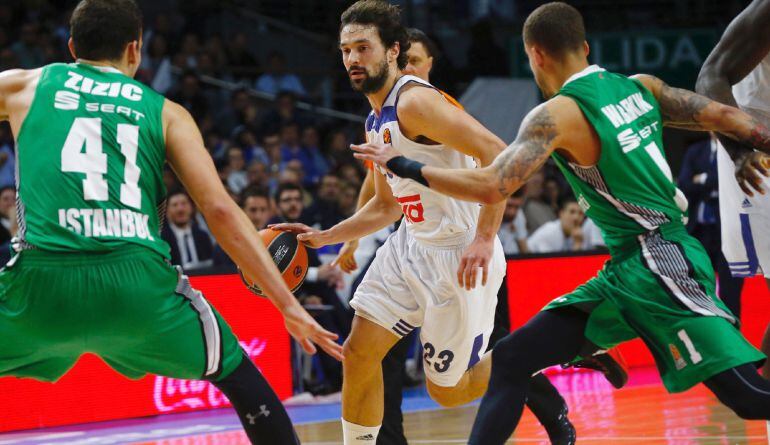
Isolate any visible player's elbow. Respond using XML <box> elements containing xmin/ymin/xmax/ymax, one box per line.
<box><xmin>694</xmin><ymin>68</ymin><xmax>721</xmax><ymax>98</ymax></box>
<box><xmin>476</xmin><ymin>186</ymin><xmax>506</xmax><ymax>205</ymax></box>
<box><xmin>200</xmin><ymin>200</ymin><xmax>236</xmax><ymax>224</ymax></box>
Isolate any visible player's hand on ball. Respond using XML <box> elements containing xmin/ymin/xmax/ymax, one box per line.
<box><xmin>281</xmin><ymin>304</ymin><xmax>344</xmax><ymax>361</ymax></box>
<box><xmin>735</xmin><ymin>151</ymin><xmax>769</xmax><ymax>196</ymax></box>
<box><xmin>268</xmin><ymin>223</ymin><xmax>329</xmax><ymax>248</ymax></box>
<box><xmin>351</xmin><ymin>142</ymin><xmax>401</xmax><ymax>170</ymax></box>
<box><xmin>332</xmin><ymin>239</ymin><xmax>359</xmax><ymax>273</ymax></box>
<box><xmin>458</xmin><ymin>237</ymin><xmax>494</xmax><ymax>290</ymax></box>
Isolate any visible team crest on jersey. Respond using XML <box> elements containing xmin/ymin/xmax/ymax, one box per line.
<box><xmin>669</xmin><ymin>344</ymin><xmax>687</xmax><ymax>370</ymax></box>
<box><xmin>383</xmin><ymin>128</ymin><xmax>392</xmax><ymax>144</ymax></box>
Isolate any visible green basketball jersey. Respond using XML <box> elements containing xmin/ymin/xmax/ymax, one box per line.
<box><xmin>15</xmin><ymin>62</ymin><xmax>169</xmax><ymax>257</ymax></box>
<box><xmin>552</xmin><ymin>65</ymin><xmax>688</xmax><ymax>255</ymax></box>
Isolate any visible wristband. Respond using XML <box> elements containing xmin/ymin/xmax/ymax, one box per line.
<box><xmin>386</xmin><ymin>156</ymin><xmax>429</xmax><ymax>186</ymax></box>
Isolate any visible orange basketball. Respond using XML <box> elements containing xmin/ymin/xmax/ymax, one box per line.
<box><xmin>239</xmin><ymin>229</ymin><xmax>308</xmax><ymax>296</ymax></box>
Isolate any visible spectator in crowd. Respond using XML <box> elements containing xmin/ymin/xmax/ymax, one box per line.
<box><xmin>0</xmin><ymin>185</ymin><xmax>16</xmax><ymax>244</ymax></box>
<box><xmin>161</xmin><ymin>190</ymin><xmax>214</xmax><ymax>271</ymax></box>
<box><xmin>543</xmin><ymin>176</ymin><xmax>562</xmax><ymax>215</ymax></box>
<box><xmin>173</xmin><ymin>32</ymin><xmax>200</xmax><ymax>70</ymax></box>
<box><xmin>336</xmin><ymin>162</ymin><xmax>364</xmax><ymax>189</ymax></box>
<box><xmin>255</xmin><ymin>51</ymin><xmax>306</xmax><ymax>97</ymax></box>
<box><xmin>523</xmin><ymin>170</ymin><xmax>557</xmax><ymax>233</ymax></box>
<box><xmin>528</xmin><ymin>196</ymin><xmax>587</xmax><ymax>253</ymax></box>
<box><xmin>0</xmin><ymin>123</ymin><xmax>15</xmax><ymax>188</ymax></box>
<box><xmin>11</xmin><ymin>24</ymin><xmax>44</xmax><ymax>69</ymax></box>
<box><xmin>337</xmin><ymin>181</ymin><xmax>360</xmax><ymax>219</ymax></box>
<box><xmin>214</xmin><ymin>88</ymin><xmax>252</xmax><ymax>137</ymax></box>
<box><xmin>213</xmin><ymin>187</ymin><xmax>273</xmax><ymax>266</ymax></box>
<box><xmin>678</xmin><ymin>135</ymin><xmax>744</xmax><ymax>317</ymax></box>
<box><xmin>235</xmin><ymin>128</ymin><xmax>270</xmax><ymax>166</ymax></box>
<box><xmin>324</xmin><ymin>129</ymin><xmax>357</xmax><ymax>171</ymax></box>
<box><xmin>304</xmin><ymin>173</ymin><xmax>344</xmax><ymax>230</ymax></box>
<box><xmin>225</xmin><ymin>146</ymin><xmax>249</xmax><ymax>194</ymax></box>
<box><xmin>168</xmin><ymin>70</ymin><xmax>209</xmax><ymax>123</ymax></box>
<box><xmin>270</xmin><ymin>183</ymin><xmax>350</xmax><ymax>394</ymax></box>
<box><xmin>280</xmin><ymin>122</ymin><xmax>323</xmax><ymax>187</ymax></box>
<box><xmin>261</xmin><ymin>91</ymin><xmax>309</xmax><ymax>133</ymax></box>
<box><xmin>301</xmin><ymin>125</ymin><xmax>330</xmax><ymax>183</ymax></box>
<box><xmin>498</xmin><ymin>189</ymin><xmax>529</xmax><ymax>255</ymax></box>
<box><xmin>226</xmin><ymin>31</ymin><xmax>259</xmax><ymax>80</ymax></box>
<box><xmin>139</xmin><ymin>34</ymin><xmax>173</xmax><ymax>94</ymax></box>
<box><xmin>246</xmin><ymin>160</ymin><xmax>271</xmax><ymax>190</ymax></box>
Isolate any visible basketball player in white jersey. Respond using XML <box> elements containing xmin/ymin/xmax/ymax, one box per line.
<box><xmin>696</xmin><ymin>0</ymin><xmax>770</xmax><ymax>378</ymax></box>
<box><xmin>271</xmin><ymin>1</ymin><xmax>527</xmax><ymax>443</ymax></box>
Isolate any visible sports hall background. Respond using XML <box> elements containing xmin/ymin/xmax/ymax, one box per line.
<box><xmin>0</xmin><ymin>0</ymin><xmax>769</xmax><ymax>438</ymax></box>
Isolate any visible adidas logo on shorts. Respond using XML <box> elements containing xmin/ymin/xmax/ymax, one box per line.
<box><xmin>355</xmin><ymin>433</ymin><xmax>375</xmax><ymax>440</ymax></box>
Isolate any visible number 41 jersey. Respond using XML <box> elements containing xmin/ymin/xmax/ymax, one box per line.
<box><xmin>366</xmin><ymin>75</ymin><xmax>480</xmax><ymax>247</ymax></box>
<box><xmin>15</xmin><ymin>62</ymin><xmax>169</xmax><ymax>257</ymax></box>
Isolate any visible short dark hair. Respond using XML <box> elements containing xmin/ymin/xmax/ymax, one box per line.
<box><xmin>70</xmin><ymin>0</ymin><xmax>143</xmax><ymax>61</ymax></box>
<box><xmin>523</xmin><ymin>2</ymin><xmax>585</xmax><ymax>56</ymax></box>
<box><xmin>241</xmin><ymin>186</ymin><xmax>270</xmax><ymax>205</ymax></box>
<box><xmin>167</xmin><ymin>187</ymin><xmax>191</xmax><ymax>203</ymax></box>
<box><xmin>407</xmin><ymin>28</ymin><xmax>439</xmax><ymax>60</ymax></box>
<box><xmin>341</xmin><ymin>0</ymin><xmax>410</xmax><ymax>70</ymax></box>
<box><xmin>558</xmin><ymin>194</ymin><xmax>578</xmax><ymax>211</ymax></box>
<box><xmin>274</xmin><ymin>182</ymin><xmax>304</xmax><ymax>202</ymax></box>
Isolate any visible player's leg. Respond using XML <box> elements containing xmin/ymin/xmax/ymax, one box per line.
<box><xmin>341</xmin><ymin>315</ymin><xmax>401</xmax><ymax>443</ymax></box>
<box><xmin>703</xmin><ymin>363</ymin><xmax>770</xmax><ymax>420</ymax></box>
<box><xmin>468</xmin><ymin>307</ymin><xmax>590</xmax><ymax>445</ymax></box>
<box><xmin>96</xmin><ymin>259</ymin><xmax>300</xmax><ymax>445</ymax></box>
<box><xmin>378</xmin><ymin>333</ymin><xmax>411</xmax><ymax>445</ymax></box>
<box><xmin>762</xmin><ymin>278</ymin><xmax>770</xmax><ymax>378</ymax></box>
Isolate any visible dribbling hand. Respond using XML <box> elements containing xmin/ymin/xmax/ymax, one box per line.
<box><xmin>268</xmin><ymin>223</ymin><xmax>330</xmax><ymax>248</ymax></box>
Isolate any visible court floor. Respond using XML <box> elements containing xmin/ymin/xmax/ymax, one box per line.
<box><xmin>1</xmin><ymin>367</ymin><xmax>767</xmax><ymax>445</ymax></box>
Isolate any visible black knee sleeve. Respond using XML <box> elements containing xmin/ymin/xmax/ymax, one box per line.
<box><xmin>212</xmin><ymin>353</ymin><xmax>300</xmax><ymax>444</ymax></box>
<box><xmin>705</xmin><ymin>364</ymin><xmax>770</xmax><ymax>420</ymax></box>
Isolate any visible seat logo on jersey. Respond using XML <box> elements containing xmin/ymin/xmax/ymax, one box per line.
<box><xmin>383</xmin><ymin>128</ymin><xmax>392</xmax><ymax>144</ymax></box>
<box><xmin>396</xmin><ymin>194</ymin><xmax>425</xmax><ymax>224</ymax></box>
<box><xmin>618</xmin><ymin>121</ymin><xmax>660</xmax><ymax>153</ymax></box>
<box><xmin>601</xmin><ymin>92</ymin><xmax>654</xmax><ymax>129</ymax></box>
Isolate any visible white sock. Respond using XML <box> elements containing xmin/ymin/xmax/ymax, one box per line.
<box><xmin>342</xmin><ymin>418</ymin><xmax>381</xmax><ymax>444</ymax></box>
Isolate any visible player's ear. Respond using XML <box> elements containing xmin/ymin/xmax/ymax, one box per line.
<box><xmin>67</xmin><ymin>37</ymin><xmax>77</xmax><ymax>61</ymax></box>
<box><xmin>390</xmin><ymin>41</ymin><xmax>400</xmax><ymax>64</ymax></box>
<box><xmin>583</xmin><ymin>41</ymin><xmax>590</xmax><ymax>58</ymax></box>
<box><xmin>126</xmin><ymin>40</ymin><xmax>141</xmax><ymax>67</ymax></box>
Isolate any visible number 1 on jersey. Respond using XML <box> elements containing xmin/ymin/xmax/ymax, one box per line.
<box><xmin>61</xmin><ymin>117</ymin><xmax>142</xmax><ymax>209</ymax></box>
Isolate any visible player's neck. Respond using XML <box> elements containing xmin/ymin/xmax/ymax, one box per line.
<box><xmin>75</xmin><ymin>58</ymin><xmax>131</xmax><ymax>77</ymax></box>
<box><xmin>552</xmin><ymin>57</ymin><xmax>591</xmax><ymax>92</ymax></box>
<box><xmin>366</xmin><ymin>71</ymin><xmax>401</xmax><ymax>114</ymax></box>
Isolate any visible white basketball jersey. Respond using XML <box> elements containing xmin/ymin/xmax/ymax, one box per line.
<box><xmin>365</xmin><ymin>75</ymin><xmax>480</xmax><ymax>246</ymax></box>
<box><xmin>717</xmin><ymin>52</ymin><xmax>770</xmax><ymax>277</ymax></box>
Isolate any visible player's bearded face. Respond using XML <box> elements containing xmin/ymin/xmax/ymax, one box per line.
<box><xmin>348</xmin><ymin>56</ymin><xmax>389</xmax><ymax>94</ymax></box>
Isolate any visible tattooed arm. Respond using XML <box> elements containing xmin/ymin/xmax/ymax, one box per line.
<box><xmin>635</xmin><ymin>73</ymin><xmax>770</xmax><ymax>195</ymax></box>
<box><xmin>352</xmin><ymin>102</ymin><xmax>561</xmax><ymax>205</ymax></box>
<box><xmin>634</xmin><ymin>74</ymin><xmax>770</xmax><ymax>152</ymax></box>
<box><xmin>695</xmin><ymin>0</ymin><xmax>770</xmax><ymax>162</ymax></box>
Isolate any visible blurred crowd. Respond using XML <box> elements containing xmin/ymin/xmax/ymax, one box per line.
<box><xmin>0</xmin><ymin>0</ymin><xmax>732</xmax><ymax>396</ymax></box>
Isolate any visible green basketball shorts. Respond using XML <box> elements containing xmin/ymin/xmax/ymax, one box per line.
<box><xmin>544</xmin><ymin>226</ymin><xmax>765</xmax><ymax>393</ymax></box>
<box><xmin>0</xmin><ymin>245</ymin><xmax>242</xmax><ymax>382</ymax></box>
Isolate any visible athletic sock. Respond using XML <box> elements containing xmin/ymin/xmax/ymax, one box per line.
<box><xmin>211</xmin><ymin>353</ymin><xmax>299</xmax><ymax>445</ymax></box>
<box><xmin>527</xmin><ymin>373</ymin><xmax>576</xmax><ymax>445</ymax></box>
<box><xmin>342</xmin><ymin>418</ymin><xmax>381</xmax><ymax>444</ymax></box>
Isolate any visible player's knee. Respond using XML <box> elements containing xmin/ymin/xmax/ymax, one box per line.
<box><xmin>426</xmin><ymin>382</ymin><xmax>463</xmax><ymax>408</ymax></box>
<box><xmin>342</xmin><ymin>337</ymin><xmax>377</xmax><ymax>371</ymax></box>
<box><xmin>491</xmin><ymin>330</ymin><xmax>535</xmax><ymax>375</ymax></box>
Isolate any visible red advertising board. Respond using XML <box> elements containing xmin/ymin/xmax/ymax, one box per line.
<box><xmin>0</xmin><ymin>274</ymin><xmax>292</xmax><ymax>433</ymax></box>
<box><xmin>506</xmin><ymin>254</ymin><xmax>770</xmax><ymax>368</ymax></box>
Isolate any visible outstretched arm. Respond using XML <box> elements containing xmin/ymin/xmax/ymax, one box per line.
<box><xmin>164</xmin><ymin>100</ymin><xmax>343</xmax><ymax>360</ymax></box>
<box><xmin>353</xmin><ymin>102</ymin><xmax>559</xmax><ymax>205</ymax></box>
<box><xmin>695</xmin><ymin>0</ymin><xmax>770</xmax><ymax>163</ymax></box>
<box><xmin>636</xmin><ymin>74</ymin><xmax>770</xmax><ymax>194</ymax></box>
